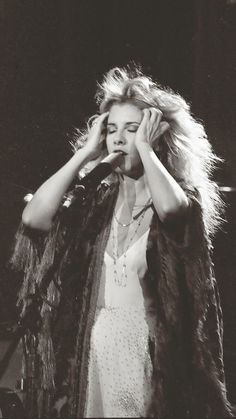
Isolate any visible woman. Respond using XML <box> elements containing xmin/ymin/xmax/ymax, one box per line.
<box><xmin>11</xmin><ymin>66</ymin><xmax>233</xmax><ymax>418</ymax></box>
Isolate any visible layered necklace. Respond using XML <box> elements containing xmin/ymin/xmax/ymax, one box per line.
<box><xmin>111</xmin><ymin>198</ymin><xmax>152</xmax><ymax>287</ymax></box>
<box><xmin>114</xmin><ymin>198</ymin><xmax>152</xmax><ymax>227</ymax></box>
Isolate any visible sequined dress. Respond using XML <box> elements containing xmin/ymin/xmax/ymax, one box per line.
<box><xmin>84</xmin><ymin>226</ymin><xmax>157</xmax><ymax>418</ymax></box>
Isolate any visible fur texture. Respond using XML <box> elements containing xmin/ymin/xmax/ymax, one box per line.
<box><xmin>11</xmin><ymin>183</ymin><xmax>233</xmax><ymax>418</ymax></box>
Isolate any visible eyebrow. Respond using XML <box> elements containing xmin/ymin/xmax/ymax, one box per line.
<box><xmin>107</xmin><ymin>122</ymin><xmax>140</xmax><ymax>126</ymax></box>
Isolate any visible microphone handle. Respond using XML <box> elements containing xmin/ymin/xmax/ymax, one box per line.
<box><xmin>63</xmin><ymin>151</ymin><xmax>124</xmax><ymax>208</ymax></box>
<box><xmin>79</xmin><ymin>162</ymin><xmax>113</xmax><ymax>190</ymax></box>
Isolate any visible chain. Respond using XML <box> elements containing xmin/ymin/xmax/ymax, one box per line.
<box><xmin>114</xmin><ymin>198</ymin><xmax>152</xmax><ymax>227</ymax></box>
<box><xmin>111</xmin><ymin>208</ymin><xmax>147</xmax><ymax>287</ymax></box>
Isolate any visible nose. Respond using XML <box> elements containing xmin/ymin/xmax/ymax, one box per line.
<box><xmin>114</xmin><ymin>131</ymin><xmax>126</xmax><ymax>145</ymax></box>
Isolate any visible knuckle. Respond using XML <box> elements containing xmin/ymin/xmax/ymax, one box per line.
<box><xmin>153</xmin><ymin>107</ymin><xmax>162</xmax><ymax>115</ymax></box>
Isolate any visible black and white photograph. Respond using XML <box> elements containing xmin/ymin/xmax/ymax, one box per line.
<box><xmin>0</xmin><ymin>1</ymin><xmax>236</xmax><ymax>417</ymax></box>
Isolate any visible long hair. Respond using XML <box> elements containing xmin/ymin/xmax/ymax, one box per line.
<box><xmin>72</xmin><ymin>65</ymin><xmax>224</xmax><ymax>238</ymax></box>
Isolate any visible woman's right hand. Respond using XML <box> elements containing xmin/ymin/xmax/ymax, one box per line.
<box><xmin>83</xmin><ymin>112</ymin><xmax>109</xmax><ymax>159</ymax></box>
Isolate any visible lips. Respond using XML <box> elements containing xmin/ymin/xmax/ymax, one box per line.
<box><xmin>113</xmin><ymin>149</ymin><xmax>127</xmax><ymax>155</ymax></box>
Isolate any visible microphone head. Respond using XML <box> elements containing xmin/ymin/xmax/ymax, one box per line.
<box><xmin>101</xmin><ymin>150</ymin><xmax>125</xmax><ymax>167</ymax></box>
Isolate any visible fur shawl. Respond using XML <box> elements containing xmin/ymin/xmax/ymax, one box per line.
<box><xmin>11</xmin><ymin>182</ymin><xmax>233</xmax><ymax>418</ymax></box>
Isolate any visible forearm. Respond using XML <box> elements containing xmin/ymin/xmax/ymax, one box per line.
<box><xmin>22</xmin><ymin>147</ymin><xmax>93</xmax><ymax>231</ymax></box>
<box><xmin>137</xmin><ymin>142</ymin><xmax>189</xmax><ymax>222</ymax></box>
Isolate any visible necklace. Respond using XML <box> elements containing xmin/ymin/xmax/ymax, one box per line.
<box><xmin>111</xmin><ymin>206</ymin><xmax>148</xmax><ymax>287</ymax></box>
<box><xmin>114</xmin><ymin>198</ymin><xmax>152</xmax><ymax>227</ymax></box>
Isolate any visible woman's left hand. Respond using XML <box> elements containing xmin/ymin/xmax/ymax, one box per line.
<box><xmin>135</xmin><ymin>107</ymin><xmax>170</xmax><ymax>150</ymax></box>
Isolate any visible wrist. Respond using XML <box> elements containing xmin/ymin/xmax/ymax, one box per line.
<box><xmin>75</xmin><ymin>145</ymin><xmax>96</xmax><ymax>161</ymax></box>
<box><xmin>82</xmin><ymin>144</ymin><xmax>101</xmax><ymax>160</ymax></box>
<box><xmin>136</xmin><ymin>141</ymin><xmax>153</xmax><ymax>154</ymax></box>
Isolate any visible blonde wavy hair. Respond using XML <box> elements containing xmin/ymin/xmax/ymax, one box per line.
<box><xmin>72</xmin><ymin>66</ymin><xmax>224</xmax><ymax>238</ymax></box>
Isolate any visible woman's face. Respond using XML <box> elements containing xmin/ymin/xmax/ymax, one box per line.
<box><xmin>106</xmin><ymin>102</ymin><xmax>144</xmax><ymax>177</ymax></box>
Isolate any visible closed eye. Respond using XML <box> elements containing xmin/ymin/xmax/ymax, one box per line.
<box><xmin>106</xmin><ymin>123</ymin><xmax>139</xmax><ymax>134</ymax></box>
<box><xmin>107</xmin><ymin>127</ymin><xmax>116</xmax><ymax>134</ymax></box>
<box><xmin>127</xmin><ymin>125</ymin><xmax>138</xmax><ymax>133</ymax></box>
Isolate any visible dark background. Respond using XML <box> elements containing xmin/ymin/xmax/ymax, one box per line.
<box><xmin>0</xmin><ymin>0</ymin><xmax>235</xmax><ymax>404</ymax></box>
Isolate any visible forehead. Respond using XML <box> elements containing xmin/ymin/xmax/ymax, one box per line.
<box><xmin>107</xmin><ymin>102</ymin><xmax>143</xmax><ymax>123</ymax></box>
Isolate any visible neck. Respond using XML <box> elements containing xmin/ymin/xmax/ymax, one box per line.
<box><xmin>118</xmin><ymin>173</ymin><xmax>151</xmax><ymax>206</ymax></box>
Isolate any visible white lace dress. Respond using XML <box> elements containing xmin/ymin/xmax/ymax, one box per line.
<box><xmin>84</xmin><ymin>226</ymin><xmax>157</xmax><ymax>418</ymax></box>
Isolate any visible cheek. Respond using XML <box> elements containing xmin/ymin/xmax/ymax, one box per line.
<box><xmin>126</xmin><ymin>132</ymin><xmax>136</xmax><ymax>147</ymax></box>
<box><xmin>128</xmin><ymin>140</ymin><xmax>140</xmax><ymax>160</ymax></box>
<box><xmin>132</xmin><ymin>152</ymin><xmax>142</xmax><ymax>168</ymax></box>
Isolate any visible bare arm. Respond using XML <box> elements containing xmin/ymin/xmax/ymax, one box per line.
<box><xmin>135</xmin><ymin>108</ymin><xmax>189</xmax><ymax>223</ymax></box>
<box><xmin>22</xmin><ymin>148</ymin><xmax>94</xmax><ymax>231</ymax></box>
<box><xmin>22</xmin><ymin>112</ymin><xmax>109</xmax><ymax>231</ymax></box>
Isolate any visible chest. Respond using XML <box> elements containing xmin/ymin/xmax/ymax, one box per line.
<box><xmin>105</xmin><ymin>206</ymin><xmax>154</xmax><ymax>259</ymax></box>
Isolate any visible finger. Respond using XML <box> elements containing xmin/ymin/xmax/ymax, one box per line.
<box><xmin>142</xmin><ymin>108</ymin><xmax>151</xmax><ymax>118</ymax></box>
<box><xmin>150</xmin><ymin>108</ymin><xmax>163</xmax><ymax>124</ymax></box>
<box><xmin>91</xmin><ymin>112</ymin><xmax>109</xmax><ymax>135</ymax></box>
<box><xmin>89</xmin><ymin>114</ymin><xmax>100</xmax><ymax>127</ymax></box>
<box><xmin>99</xmin><ymin>132</ymin><xmax>106</xmax><ymax>145</ymax></box>
<box><xmin>148</xmin><ymin>109</ymin><xmax>162</xmax><ymax>143</ymax></box>
<box><xmin>152</xmin><ymin>122</ymin><xmax>170</xmax><ymax>147</ymax></box>
<box><xmin>95</xmin><ymin>111</ymin><xmax>109</xmax><ymax>127</ymax></box>
<box><xmin>141</xmin><ymin>108</ymin><xmax>151</xmax><ymax>125</ymax></box>
<box><xmin>158</xmin><ymin>121</ymin><xmax>170</xmax><ymax>136</ymax></box>
<box><xmin>97</xmin><ymin>113</ymin><xmax>110</xmax><ymax>143</ymax></box>
<box><xmin>155</xmin><ymin>121</ymin><xmax>170</xmax><ymax>137</ymax></box>
<box><xmin>99</xmin><ymin>111</ymin><xmax>109</xmax><ymax>122</ymax></box>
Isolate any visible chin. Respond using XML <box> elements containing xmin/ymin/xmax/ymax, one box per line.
<box><xmin>114</xmin><ymin>164</ymin><xmax>144</xmax><ymax>179</ymax></box>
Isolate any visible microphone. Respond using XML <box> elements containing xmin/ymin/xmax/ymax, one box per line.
<box><xmin>63</xmin><ymin>150</ymin><xmax>124</xmax><ymax>208</ymax></box>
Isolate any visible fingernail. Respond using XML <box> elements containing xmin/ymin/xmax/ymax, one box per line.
<box><xmin>163</xmin><ymin>122</ymin><xmax>170</xmax><ymax>132</ymax></box>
